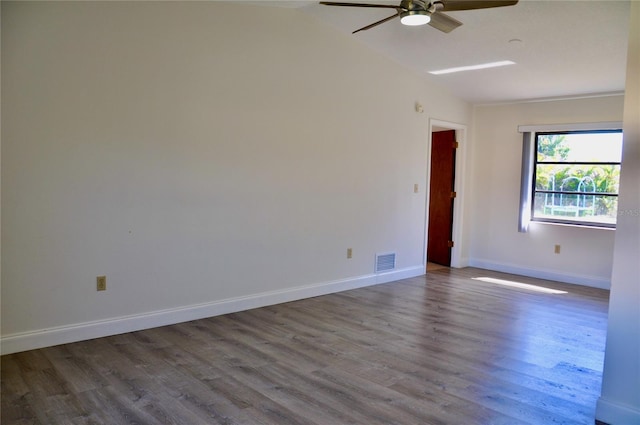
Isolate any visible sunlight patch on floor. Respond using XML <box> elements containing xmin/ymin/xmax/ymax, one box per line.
<box><xmin>472</xmin><ymin>277</ymin><xmax>568</xmax><ymax>294</ymax></box>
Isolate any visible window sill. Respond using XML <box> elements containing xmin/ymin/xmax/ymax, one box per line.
<box><xmin>530</xmin><ymin>220</ymin><xmax>616</xmax><ymax>231</ymax></box>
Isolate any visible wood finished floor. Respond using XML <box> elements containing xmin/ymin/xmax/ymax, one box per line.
<box><xmin>1</xmin><ymin>267</ymin><xmax>610</xmax><ymax>425</ymax></box>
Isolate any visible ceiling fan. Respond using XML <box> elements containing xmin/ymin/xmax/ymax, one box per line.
<box><xmin>319</xmin><ymin>0</ymin><xmax>518</xmax><ymax>34</ymax></box>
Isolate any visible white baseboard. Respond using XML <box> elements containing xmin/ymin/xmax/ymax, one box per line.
<box><xmin>0</xmin><ymin>266</ymin><xmax>425</xmax><ymax>355</ymax></box>
<box><xmin>596</xmin><ymin>397</ymin><xmax>640</xmax><ymax>424</ymax></box>
<box><xmin>468</xmin><ymin>258</ymin><xmax>611</xmax><ymax>289</ymax></box>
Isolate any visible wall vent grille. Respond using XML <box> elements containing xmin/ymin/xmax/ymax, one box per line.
<box><xmin>375</xmin><ymin>253</ymin><xmax>396</xmax><ymax>273</ymax></box>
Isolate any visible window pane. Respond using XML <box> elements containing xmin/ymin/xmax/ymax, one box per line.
<box><xmin>537</xmin><ymin>132</ymin><xmax>623</xmax><ymax>163</ymax></box>
<box><xmin>535</xmin><ymin>164</ymin><xmax>621</xmax><ymax>193</ymax></box>
<box><xmin>533</xmin><ymin>192</ymin><xmax>618</xmax><ymax>225</ymax></box>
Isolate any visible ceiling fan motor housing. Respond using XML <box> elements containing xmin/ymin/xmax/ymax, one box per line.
<box><xmin>401</xmin><ymin>0</ymin><xmax>428</xmax><ymax>12</ymax></box>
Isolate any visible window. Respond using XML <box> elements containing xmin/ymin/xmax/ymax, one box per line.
<box><xmin>518</xmin><ymin>123</ymin><xmax>623</xmax><ymax>232</ymax></box>
<box><xmin>532</xmin><ymin>130</ymin><xmax>623</xmax><ymax>227</ymax></box>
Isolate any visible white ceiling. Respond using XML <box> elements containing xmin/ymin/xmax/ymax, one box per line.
<box><xmin>260</xmin><ymin>0</ymin><xmax>630</xmax><ymax>104</ymax></box>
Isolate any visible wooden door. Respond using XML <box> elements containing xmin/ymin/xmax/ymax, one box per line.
<box><xmin>427</xmin><ymin>130</ymin><xmax>457</xmax><ymax>267</ymax></box>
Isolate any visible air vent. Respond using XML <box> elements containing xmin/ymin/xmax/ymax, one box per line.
<box><xmin>375</xmin><ymin>252</ymin><xmax>396</xmax><ymax>273</ymax></box>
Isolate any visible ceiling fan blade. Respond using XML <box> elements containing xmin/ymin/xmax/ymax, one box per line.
<box><xmin>352</xmin><ymin>11</ymin><xmax>401</xmax><ymax>33</ymax></box>
<box><xmin>436</xmin><ymin>0</ymin><xmax>518</xmax><ymax>11</ymax></box>
<box><xmin>320</xmin><ymin>2</ymin><xmax>403</xmax><ymax>9</ymax></box>
<box><xmin>428</xmin><ymin>11</ymin><xmax>462</xmax><ymax>33</ymax></box>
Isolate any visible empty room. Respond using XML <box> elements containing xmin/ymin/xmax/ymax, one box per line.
<box><xmin>1</xmin><ymin>1</ymin><xmax>639</xmax><ymax>424</ymax></box>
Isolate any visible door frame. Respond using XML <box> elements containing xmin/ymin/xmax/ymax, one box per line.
<box><xmin>425</xmin><ymin>119</ymin><xmax>468</xmax><ymax>269</ymax></box>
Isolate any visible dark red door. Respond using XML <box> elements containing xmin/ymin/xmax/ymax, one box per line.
<box><xmin>427</xmin><ymin>130</ymin><xmax>457</xmax><ymax>267</ymax></box>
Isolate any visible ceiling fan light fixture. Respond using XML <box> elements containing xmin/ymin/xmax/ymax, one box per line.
<box><xmin>400</xmin><ymin>10</ymin><xmax>431</xmax><ymax>26</ymax></box>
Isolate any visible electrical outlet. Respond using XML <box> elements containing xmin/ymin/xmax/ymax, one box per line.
<box><xmin>414</xmin><ymin>183</ymin><xmax>419</xmax><ymax>193</ymax></box>
<box><xmin>347</xmin><ymin>248</ymin><xmax>353</xmax><ymax>259</ymax></box>
<box><xmin>96</xmin><ymin>275</ymin><xmax>107</xmax><ymax>291</ymax></box>
<box><xmin>554</xmin><ymin>245</ymin><xmax>561</xmax><ymax>254</ymax></box>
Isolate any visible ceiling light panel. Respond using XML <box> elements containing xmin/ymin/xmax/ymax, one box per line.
<box><xmin>429</xmin><ymin>60</ymin><xmax>516</xmax><ymax>75</ymax></box>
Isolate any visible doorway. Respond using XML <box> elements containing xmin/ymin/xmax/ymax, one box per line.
<box><xmin>425</xmin><ymin>120</ymin><xmax>466</xmax><ymax>270</ymax></box>
<box><xmin>427</xmin><ymin>130</ymin><xmax>456</xmax><ymax>266</ymax></box>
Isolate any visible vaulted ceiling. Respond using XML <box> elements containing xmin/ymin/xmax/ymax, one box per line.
<box><xmin>265</xmin><ymin>0</ymin><xmax>630</xmax><ymax>104</ymax></box>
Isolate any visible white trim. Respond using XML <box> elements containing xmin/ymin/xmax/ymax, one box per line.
<box><xmin>467</xmin><ymin>258</ymin><xmax>611</xmax><ymax>290</ymax></box>
<box><xmin>596</xmin><ymin>397</ymin><xmax>640</xmax><ymax>425</ymax></box>
<box><xmin>517</xmin><ymin>121</ymin><xmax>622</xmax><ymax>133</ymax></box>
<box><xmin>475</xmin><ymin>91</ymin><xmax>625</xmax><ymax>107</ymax></box>
<box><xmin>0</xmin><ymin>266</ymin><xmax>425</xmax><ymax>355</ymax></box>
<box><xmin>427</xmin><ymin>119</ymin><xmax>468</xmax><ymax>269</ymax></box>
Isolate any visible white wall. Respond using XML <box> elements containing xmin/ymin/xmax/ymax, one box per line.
<box><xmin>597</xmin><ymin>2</ymin><xmax>640</xmax><ymax>423</ymax></box>
<box><xmin>0</xmin><ymin>2</ymin><xmax>471</xmax><ymax>353</ymax></box>
<box><xmin>468</xmin><ymin>95</ymin><xmax>624</xmax><ymax>288</ymax></box>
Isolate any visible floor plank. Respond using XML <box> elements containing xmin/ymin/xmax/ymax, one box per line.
<box><xmin>1</xmin><ymin>267</ymin><xmax>609</xmax><ymax>424</ymax></box>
